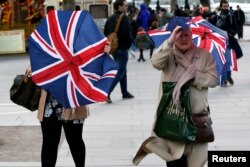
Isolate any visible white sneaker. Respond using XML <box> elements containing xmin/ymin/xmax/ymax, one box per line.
<box><xmin>130</xmin><ymin>50</ymin><xmax>136</xmax><ymax>57</ymax></box>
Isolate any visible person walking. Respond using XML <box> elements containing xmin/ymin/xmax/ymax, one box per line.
<box><xmin>137</xmin><ymin>3</ymin><xmax>152</xmax><ymax>31</ymax></box>
<box><xmin>129</xmin><ymin>7</ymin><xmax>139</xmax><ymax>57</ymax></box>
<box><xmin>210</xmin><ymin>0</ymin><xmax>239</xmax><ymax>87</ymax></box>
<box><xmin>133</xmin><ymin>25</ymin><xmax>218</xmax><ymax>167</ymax></box>
<box><xmin>27</xmin><ymin>42</ymin><xmax>111</xmax><ymax>167</ymax></box>
<box><xmin>104</xmin><ymin>0</ymin><xmax>134</xmax><ymax>103</ymax></box>
<box><xmin>135</xmin><ymin>27</ymin><xmax>153</xmax><ymax>62</ymax></box>
<box><xmin>234</xmin><ymin>5</ymin><xmax>245</xmax><ymax>39</ymax></box>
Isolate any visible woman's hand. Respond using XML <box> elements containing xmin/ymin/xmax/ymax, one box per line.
<box><xmin>26</xmin><ymin>65</ymin><xmax>32</xmax><ymax>77</ymax></box>
<box><xmin>104</xmin><ymin>41</ymin><xmax>111</xmax><ymax>54</ymax></box>
<box><xmin>167</xmin><ymin>26</ymin><xmax>183</xmax><ymax>46</ymax></box>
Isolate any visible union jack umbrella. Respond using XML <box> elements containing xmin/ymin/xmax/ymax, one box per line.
<box><xmin>148</xmin><ymin>17</ymin><xmax>190</xmax><ymax>47</ymax></box>
<box><xmin>148</xmin><ymin>16</ymin><xmax>229</xmax><ymax>76</ymax></box>
<box><xmin>29</xmin><ymin>10</ymin><xmax>118</xmax><ymax>109</ymax></box>
<box><xmin>190</xmin><ymin>16</ymin><xmax>229</xmax><ymax>76</ymax></box>
<box><xmin>148</xmin><ymin>24</ymin><xmax>171</xmax><ymax>47</ymax></box>
<box><xmin>222</xmin><ymin>46</ymin><xmax>238</xmax><ymax>73</ymax></box>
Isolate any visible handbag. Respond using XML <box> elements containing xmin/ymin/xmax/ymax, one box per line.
<box><xmin>153</xmin><ymin>82</ymin><xmax>197</xmax><ymax>142</ymax></box>
<box><xmin>10</xmin><ymin>72</ymin><xmax>41</xmax><ymax>111</ymax></box>
<box><xmin>192</xmin><ymin>113</ymin><xmax>215</xmax><ymax>143</ymax></box>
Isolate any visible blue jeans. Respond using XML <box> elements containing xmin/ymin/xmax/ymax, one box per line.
<box><xmin>109</xmin><ymin>49</ymin><xmax>129</xmax><ymax>96</ymax></box>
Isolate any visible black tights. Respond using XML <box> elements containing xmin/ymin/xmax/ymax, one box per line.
<box><xmin>41</xmin><ymin>117</ymin><xmax>85</xmax><ymax>167</ymax></box>
<box><xmin>166</xmin><ymin>154</ymin><xmax>187</xmax><ymax>167</ymax></box>
<box><xmin>138</xmin><ymin>49</ymin><xmax>145</xmax><ymax>61</ymax></box>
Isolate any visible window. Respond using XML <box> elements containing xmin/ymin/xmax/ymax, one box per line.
<box><xmin>89</xmin><ymin>5</ymin><xmax>108</xmax><ymax>19</ymax></box>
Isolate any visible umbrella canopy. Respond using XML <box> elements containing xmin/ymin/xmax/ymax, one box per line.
<box><xmin>148</xmin><ymin>17</ymin><xmax>190</xmax><ymax>48</ymax></box>
<box><xmin>29</xmin><ymin>10</ymin><xmax>118</xmax><ymax>109</ymax></box>
<box><xmin>148</xmin><ymin>16</ymin><xmax>229</xmax><ymax>76</ymax></box>
<box><xmin>148</xmin><ymin>24</ymin><xmax>171</xmax><ymax>48</ymax></box>
<box><xmin>222</xmin><ymin>46</ymin><xmax>238</xmax><ymax>73</ymax></box>
<box><xmin>189</xmin><ymin>16</ymin><xmax>229</xmax><ymax>76</ymax></box>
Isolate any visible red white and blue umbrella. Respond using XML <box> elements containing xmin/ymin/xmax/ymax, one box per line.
<box><xmin>148</xmin><ymin>16</ymin><xmax>229</xmax><ymax>76</ymax></box>
<box><xmin>29</xmin><ymin>10</ymin><xmax>118</xmax><ymax>109</ymax></box>
<box><xmin>189</xmin><ymin>16</ymin><xmax>229</xmax><ymax>76</ymax></box>
<box><xmin>222</xmin><ymin>46</ymin><xmax>238</xmax><ymax>73</ymax></box>
<box><xmin>148</xmin><ymin>24</ymin><xmax>171</xmax><ymax>47</ymax></box>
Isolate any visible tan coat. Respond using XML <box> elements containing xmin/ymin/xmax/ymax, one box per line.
<box><xmin>133</xmin><ymin>40</ymin><xmax>218</xmax><ymax>167</ymax></box>
<box><xmin>37</xmin><ymin>89</ymin><xmax>89</xmax><ymax>122</ymax></box>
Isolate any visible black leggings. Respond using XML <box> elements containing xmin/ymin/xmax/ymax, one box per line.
<box><xmin>166</xmin><ymin>154</ymin><xmax>187</xmax><ymax>167</ymax></box>
<box><xmin>41</xmin><ymin>116</ymin><xmax>85</xmax><ymax>167</ymax></box>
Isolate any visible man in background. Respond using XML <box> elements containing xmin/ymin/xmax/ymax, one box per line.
<box><xmin>104</xmin><ymin>0</ymin><xmax>134</xmax><ymax>103</ymax></box>
<box><xmin>234</xmin><ymin>5</ymin><xmax>245</xmax><ymax>39</ymax></box>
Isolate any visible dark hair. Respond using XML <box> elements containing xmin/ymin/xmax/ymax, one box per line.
<box><xmin>220</xmin><ymin>0</ymin><xmax>229</xmax><ymax>7</ymax></box>
<box><xmin>114</xmin><ymin>0</ymin><xmax>126</xmax><ymax>11</ymax></box>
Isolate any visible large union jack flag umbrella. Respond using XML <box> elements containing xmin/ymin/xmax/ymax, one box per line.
<box><xmin>189</xmin><ymin>16</ymin><xmax>231</xmax><ymax>76</ymax></box>
<box><xmin>148</xmin><ymin>16</ymin><xmax>232</xmax><ymax>77</ymax></box>
<box><xmin>29</xmin><ymin>11</ymin><xmax>118</xmax><ymax>109</ymax></box>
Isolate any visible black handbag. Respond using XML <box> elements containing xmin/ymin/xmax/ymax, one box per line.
<box><xmin>153</xmin><ymin>82</ymin><xmax>197</xmax><ymax>142</ymax></box>
<box><xmin>10</xmin><ymin>73</ymin><xmax>41</xmax><ymax>111</ymax></box>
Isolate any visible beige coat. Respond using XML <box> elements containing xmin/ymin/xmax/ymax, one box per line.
<box><xmin>133</xmin><ymin>40</ymin><xmax>218</xmax><ymax>167</ymax></box>
<box><xmin>37</xmin><ymin>89</ymin><xmax>89</xmax><ymax>122</ymax></box>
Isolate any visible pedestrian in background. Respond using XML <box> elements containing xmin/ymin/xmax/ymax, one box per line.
<box><xmin>137</xmin><ymin>3</ymin><xmax>151</xmax><ymax>31</ymax></box>
<box><xmin>104</xmin><ymin>0</ymin><xmax>134</xmax><ymax>103</ymax></box>
<box><xmin>129</xmin><ymin>7</ymin><xmax>139</xmax><ymax>57</ymax></box>
<box><xmin>135</xmin><ymin>26</ymin><xmax>153</xmax><ymax>62</ymax></box>
<box><xmin>234</xmin><ymin>5</ymin><xmax>245</xmax><ymax>39</ymax></box>
<box><xmin>149</xmin><ymin>20</ymin><xmax>158</xmax><ymax>58</ymax></box>
<box><xmin>210</xmin><ymin>0</ymin><xmax>239</xmax><ymax>87</ymax></box>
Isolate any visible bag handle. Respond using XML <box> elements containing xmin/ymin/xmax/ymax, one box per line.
<box><xmin>114</xmin><ymin>14</ymin><xmax>124</xmax><ymax>33</ymax></box>
<box><xmin>24</xmin><ymin>66</ymin><xmax>32</xmax><ymax>83</ymax></box>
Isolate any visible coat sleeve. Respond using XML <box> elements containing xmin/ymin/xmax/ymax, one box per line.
<box><xmin>192</xmin><ymin>51</ymin><xmax>218</xmax><ymax>89</ymax></box>
<box><xmin>151</xmin><ymin>39</ymin><xmax>174</xmax><ymax>70</ymax></box>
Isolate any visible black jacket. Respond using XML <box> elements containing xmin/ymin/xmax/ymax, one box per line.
<box><xmin>104</xmin><ymin>11</ymin><xmax>132</xmax><ymax>50</ymax></box>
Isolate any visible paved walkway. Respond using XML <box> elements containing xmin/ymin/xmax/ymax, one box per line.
<box><xmin>1</xmin><ymin>27</ymin><xmax>250</xmax><ymax>167</ymax></box>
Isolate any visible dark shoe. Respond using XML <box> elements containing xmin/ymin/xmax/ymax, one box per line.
<box><xmin>137</xmin><ymin>59</ymin><xmax>141</xmax><ymax>62</ymax></box>
<box><xmin>221</xmin><ymin>81</ymin><xmax>227</xmax><ymax>87</ymax></box>
<box><xmin>228</xmin><ymin>77</ymin><xmax>234</xmax><ymax>85</ymax></box>
<box><xmin>106</xmin><ymin>96</ymin><xmax>112</xmax><ymax>103</ymax></box>
<box><xmin>142</xmin><ymin>59</ymin><xmax>146</xmax><ymax>62</ymax></box>
<box><xmin>122</xmin><ymin>92</ymin><xmax>134</xmax><ymax>99</ymax></box>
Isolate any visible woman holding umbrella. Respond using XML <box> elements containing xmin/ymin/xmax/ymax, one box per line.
<box><xmin>27</xmin><ymin>42</ymin><xmax>111</xmax><ymax>167</ymax></box>
<box><xmin>133</xmin><ymin>24</ymin><xmax>218</xmax><ymax>166</ymax></box>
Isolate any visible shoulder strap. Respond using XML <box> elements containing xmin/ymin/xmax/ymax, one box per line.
<box><xmin>114</xmin><ymin>14</ymin><xmax>124</xmax><ymax>33</ymax></box>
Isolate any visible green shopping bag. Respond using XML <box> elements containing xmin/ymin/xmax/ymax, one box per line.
<box><xmin>153</xmin><ymin>82</ymin><xmax>197</xmax><ymax>142</ymax></box>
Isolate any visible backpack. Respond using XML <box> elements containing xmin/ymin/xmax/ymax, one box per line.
<box><xmin>107</xmin><ymin>14</ymin><xmax>123</xmax><ymax>54</ymax></box>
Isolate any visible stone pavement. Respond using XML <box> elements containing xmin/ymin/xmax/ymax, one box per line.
<box><xmin>1</xmin><ymin>26</ymin><xmax>250</xmax><ymax>167</ymax></box>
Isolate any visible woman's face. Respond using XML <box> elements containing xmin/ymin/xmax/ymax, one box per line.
<box><xmin>175</xmin><ymin>29</ymin><xmax>193</xmax><ymax>53</ymax></box>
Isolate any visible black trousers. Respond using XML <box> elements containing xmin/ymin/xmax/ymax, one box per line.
<box><xmin>41</xmin><ymin>116</ymin><xmax>85</xmax><ymax>167</ymax></box>
<box><xmin>166</xmin><ymin>154</ymin><xmax>187</xmax><ymax>167</ymax></box>
<box><xmin>138</xmin><ymin>49</ymin><xmax>145</xmax><ymax>61</ymax></box>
